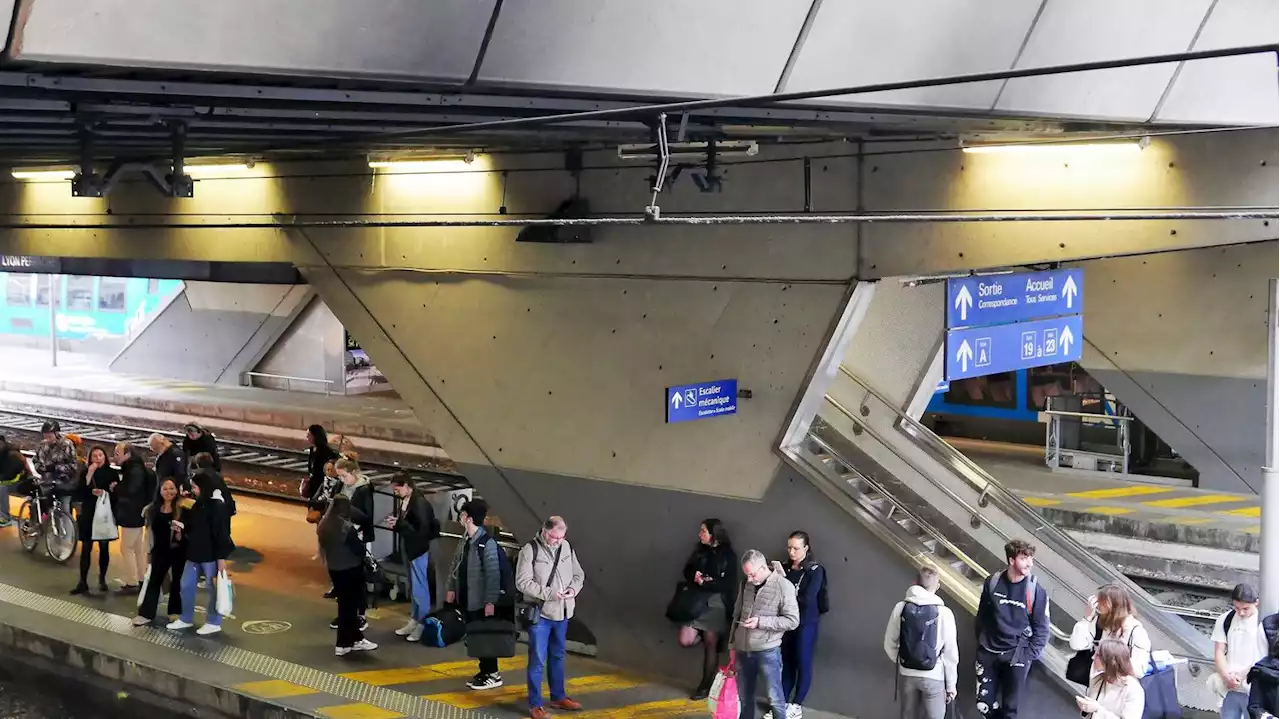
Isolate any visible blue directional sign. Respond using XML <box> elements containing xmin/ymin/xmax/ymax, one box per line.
<box><xmin>945</xmin><ymin>315</ymin><xmax>1083</xmax><ymax>382</ymax></box>
<box><xmin>666</xmin><ymin>379</ymin><xmax>738</xmax><ymax>424</ymax></box>
<box><xmin>947</xmin><ymin>269</ymin><xmax>1083</xmax><ymax>329</ymax></box>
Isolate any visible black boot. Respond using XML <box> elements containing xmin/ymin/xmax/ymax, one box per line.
<box><xmin>691</xmin><ymin>664</ymin><xmax>716</xmax><ymax>700</ymax></box>
<box><xmin>69</xmin><ymin>583</ymin><xmax>89</xmax><ymax>596</ymax></box>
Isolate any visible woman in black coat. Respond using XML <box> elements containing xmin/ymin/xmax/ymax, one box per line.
<box><xmin>676</xmin><ymin>518</ymin><xmax>738</xmax><ymax>700</ymax></box>
<box><xmin>71</xmin><ymin>446</ymin><xmax>118</xmax><ymax>595</ymax></box>
<box><xmin>303</xmin><ymin>424</ymin><xmax>338</xmax><ymax>502</ymax></box>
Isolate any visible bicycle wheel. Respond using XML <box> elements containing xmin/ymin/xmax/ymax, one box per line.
<box><xmin>16</xmin><ymin>501</ymin><xmax>38</xmax><ymax>553</ymax></box>
<box><xmin>45</xmin><ymin>509</ymin><xmax>76</xmax><ymax>563</ymax></box>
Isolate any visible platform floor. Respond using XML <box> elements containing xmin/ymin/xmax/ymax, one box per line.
<box><xmin>0</xmin><ymin>355</ymin><xmax>438</xmax><ymax>448</ymax></box>
<box><xmin>950</xmin><ymin>438</ymin><xmax>1260</xmax><ymax>536</ymax></box>
<box><xmin>0</xmin><ymin>493</ymin><xmax>840</xmax><ymax>719</ymax></box>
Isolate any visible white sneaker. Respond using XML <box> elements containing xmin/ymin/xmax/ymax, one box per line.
<box><xmin>166</xmin><ymin>619</ymin><xmax>193</xmax><ymax>631</ymax></box>
<box><xmin>131</xmin><ymin>616</ymin><xmax>150</xmax><ymax>627</ymax></box>
<box><xmin>407</xmin><ymin>625</ymin><xmax>424</xmax><ymax>643</ymax></box>
<box><xmin>196</xmin><ymin>624</ymin><xmax>222</xmax><ymax>636</ymax></box>
<box><xmin>786</xmin><ymin>705</ymin><xmax>804</xmax><ymax>719</ymax></box>
<box><xmin>335</xmin><ymin>646</ymin><xmax>352</xmax><ymax>657</ymax></box>
<box><xmin>395</xmin><ymin>619</ymin><xmax>418</xmax><ymax>637</ymax></box>
<box><xmin>352</xmin><ymin>639</ymin><xmax>378</xmax><ymax>652</ymax></box>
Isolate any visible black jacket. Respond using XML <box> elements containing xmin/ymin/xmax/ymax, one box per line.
<box><xmin>75</xmin><ymin>463</ymin><xmax>118</xmax><ymax>534</ymax></box>
<box><xmin>303</xmin><ymin>443</ymin><xmax>338</xmax><ymax>500</ymax></box>
<box><xmin>320</xmin><ymin>520</ymin><xmax>365</xmax><ymax>572</ymax></box>
<box><xmin>192</xmin><ymin>468</ymin><xmax>236</xmax><ymax>522</ymax></box>
<box><xmin>683</xmin><ymin>543</ymin><xmax>739</xmax><ymax>610</ymax></box>
<box><xmin>154</xmin><ymin>445</ymin><xmax>188</xmax><ymax>488</ymax></box>
<box><xmin>393</xmin><ymin>490</ymin><xmax>438</xmax><ymax>561</ymax></box>
<box><xmin>146</xmin><ymin>502</ymin><xmax>185</xmax><ymax>559</ymax></box>
<box><xmin>345</xmin><ymin>482</ymin><xmax>376</xmax><ymax>544</ymax></box>
<box><xmin>180</xmin><ymin>492</ymin><xmax>233</xmax><ymax>564</ymax></box>
<box><xmin>1248</xmin><ymin>654</ymin><xmax>1278</xmax><ymax>719</ymax></box>
<box><xmin>0</xmin><ymin>448</ymin><xmax>28</xmax><ymax>486</ymax></box>
<box><xmin>113</xmin><ymin>454</ymin><xmax>155</xmax><ymax>529</ymax></box>
<box><xmin>182</xmin><ymin>432</ymin><xmax>220</xmax><ymax>472</ymax></box>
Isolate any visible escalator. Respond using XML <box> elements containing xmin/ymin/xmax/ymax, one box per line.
<box><xmin>778</xmin><ymin>363</ymin><xmax>1219</xmax><ymax>714</ymax></box>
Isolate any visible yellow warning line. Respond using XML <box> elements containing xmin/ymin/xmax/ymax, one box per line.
<box><xmin>1218</xmin><ymin>506</ymin><xmax>1261</xmax><ymax>518</ymax></box>
<box><xmin>1244</xmin><ymin>525</ymin><xmax>1261</xmax><ymax>534</ymax></box>
<box><xmin>315</xmin><ymin>704</ymin><xmax>404</xmax><ymax>719</ymax></box>
<box><xmin>233</xmin><ymin>679</ymin><xmax>315</xmax><ymax>699</ymax></box>
<box><xmin>1172</xmin><ymin>517</ymin><xmax>1216</xmax><ymax>526</ymax></box>
<box><xmin>1083</xmin><ymin>506</ymin><xmax>1134</xmax><ymax>516</ymax></box>
<box><xmin>425</xmin><ymin>673</ymin><xmax>644</xmax><ymax>710</ymax></box>
<box><xmin>1021</xmin><ymin>496</ymin><xmax>1062</xmax><ymax>507</ymax></box>
<box><xmin>1144</xmin><ymin>494</ymin><xmax>1249</xmax><ymax>509</ymax></box>
<box><xmin>1066</xmin><ymin>486</ymin><xmax>1173</xmax><ymax>500</ymax></box>
<box><xmin>572</xmin><ymin>698</ymin><xmax>708</xmax><ymax>718</ymax></box>
<box><xmin>340</xmin><ymin>657</ymin><xmax>527</xmax><ymax>686</ymax></box>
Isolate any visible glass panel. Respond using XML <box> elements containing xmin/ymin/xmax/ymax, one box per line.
<box><xmin>147</xmin><ymin>278</ymin><xmax>160</xmax><ymax>294</ymax></box>
<box><xmin>5</xmin><ymin>273</ymin><xmax>32</xmax><ymax>307</ymax></box>
<box><xmin>942</xmin><ymin>373</ymin><xmax>1017</xmax><ymax>409</ymax></box>
<box><xmin>35</xmin><ymin>275</ymin><xmax>62</xmax><ymax>307</ymax></box>
<box><xmin>98</xmin><ymin>277</ymin><xmax>127</xmax><ymax>312</ymax></box>
<box><xmin>65</xmin><ymin>275</ymin><xmax>94</xmax><ymax>311</ymax></box>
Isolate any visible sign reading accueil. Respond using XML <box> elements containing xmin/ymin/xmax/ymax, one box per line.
<box><xmin>945</xmin><ymin>315</ymin><xmax>1082</xmax><ymax>382</ymax></box>
<box><xmin>666</xmin><ymin>379</ymin><xmax>738</xmax><ymax>424</ymax></box>
<box><xmin>946</xmin><ymin>269</ymin><xmax>1083</xmax><ymax>329</ymax></box>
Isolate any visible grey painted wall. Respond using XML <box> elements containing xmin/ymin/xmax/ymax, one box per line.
<box><xmin>254</xmin><ymin>295</ymin><xmax>346</xmax><ymax>394</ymax></box>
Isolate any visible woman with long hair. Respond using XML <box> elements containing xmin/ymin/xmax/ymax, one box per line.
<box><xmin>303</xmin><ymin>425</ymin><xmax>337</xmax><ymax>502</ymax></box>
<box><xmin>318</xmin><ymin>494</ymin><xmax>376</xmax><ymax>656</ymax></box>
<box><xmin>71</xmin><ymin>446</ymin><xmax>118</xmax><ymax>595</ymax></box>
<box><xmin>1076</xmin><ymin>639</ymin><xmax>1145</xmax><ymax>719</ymax></box>
<box><xmin>167</xmin><ymin>470</ymin><xmax>232</xmax><ymax>636</ymax></box>
<box><xmin>1070</xmin><ymin>584</ymin><xmax>1152</xmax><ymax>679</ymax></box>
<box><xmin>781</xmin><ymin>530</ymin><xmax>827</xmax><ymax>716</ymax></box>
<box><xmin>133</xmin><ymin>478</ymin><xmax>186</xmax><ymax>626</ymax></box>
<box><xmin>678</xmin><ymin>518</ymin><xmax>737</xmax><ymax>700</ymax></box>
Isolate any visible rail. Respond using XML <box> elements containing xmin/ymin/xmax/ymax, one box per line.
<box><xmin>1044</xmin><ymin>406</ymin><xmax>1132</xmax><ymax>475</ymax></box>
<box><xmin>1042</xmin><ymin>409</ymin><xmax>1134</xmax><ymax>422</ymax></box>
<box><xmin>241</xmin><ymin>371</ymin><xmax>334</xmax><ymax>395</ymax></box>
<box><xmin>830</xmin><ymin>367</ymin><xmax>1213</xmax><ymax>662</ymax></box>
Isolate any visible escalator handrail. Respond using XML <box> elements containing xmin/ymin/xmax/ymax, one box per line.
<box><xmin>831</xmin><ymin>366</ymin><xmax>1212</xmax><ymax>658</ymax></box>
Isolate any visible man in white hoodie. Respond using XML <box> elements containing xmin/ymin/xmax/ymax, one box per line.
<box><xmin>884</xmin><ymin>567</ymin><xmax>959</xmax><ymax>719</ymax></box>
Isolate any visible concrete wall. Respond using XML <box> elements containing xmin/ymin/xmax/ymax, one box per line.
<box><xmin>253</xmin><ymin>295</ymin><xmax>346</xmax><ymax>394</ymax></box>
<box><xmin>110</xmin><ymin>282</ymin><xmax>312</xmax><ymax>384</ymax></box>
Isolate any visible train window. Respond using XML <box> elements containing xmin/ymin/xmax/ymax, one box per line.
<box><xmin>943</xmin><ymin>373</ymin><xmax>1017</xmax><ymax>409</ymax></box>
<box><xmin>1026</xmin><ymin>363</ymin><xmax>1073</xmax><ymax>411</ymax></box>
<box><xmin>5</xmin><ymin>273</ymin><xmax>32</xmax><ymax>307</ymax></box>
<box><xmin>147</xmin><ymin>278</ymin><xmax>160</xmax><ymax>294</ymax></box>
<box><xmin>65</xmin><ymin>275</ymin><xmax>94</xmax><ymax>311</ymax></box>
<box><xmin>98</xmin><ymin>277</ymin><xmax>127</xmax><ymax>312</ymax></box>
<box><xmin>35</xmin><ymin>276</ymin><xmax>62</xmax><ymax>307</ymax></box>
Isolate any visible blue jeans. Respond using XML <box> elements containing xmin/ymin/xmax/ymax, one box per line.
<box><xmin>180</xmin><ymin>561</ymin><xmax>221</xmax><ymax>626</ymax></box>
<box><xmin>408</xmin><ymin>552</ymin><xmax>431</xmax><ymax>622</ymax></box>
<box><xmin>527</xmin><ymin>617</ymin><xmax>568</xmax><ymax>708</ymax></box>
<box><xmin>1220</xmin><ymin>690</ymin><xmax>1249</xmax><ymax>719</ymax></box>
<box><xmin>737</xmin><ymin>647</ymin><xmax>786</xmax><ymax>719</ymax></box>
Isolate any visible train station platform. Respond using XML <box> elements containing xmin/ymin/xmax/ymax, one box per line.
<box><xmin>0</xmin><ymin>357</ymin><xmax>442</xmax><ymax>456</ymax></box>
<box><xmin>0</xmin><ymin>493</ymin><xmax>844</xmax><ymax>719</ymax></box>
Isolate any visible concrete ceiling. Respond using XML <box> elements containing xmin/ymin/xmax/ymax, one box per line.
<box><xmin>0</xmin><ymin>0</ymin><xmax>1273</xmax><ymax>165</ymax></box>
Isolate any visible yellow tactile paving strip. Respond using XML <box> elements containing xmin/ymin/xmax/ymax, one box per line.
<box><xmin>1015</xmin><ymin>479</ymin><xmax>1260</xmax><ymax>533</ymax></box>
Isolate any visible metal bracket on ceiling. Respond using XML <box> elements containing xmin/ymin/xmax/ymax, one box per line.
<box><xmin>644</xmin><ymin>112</ymin><xmax>669</xmax><ymax>221</ymax></box>
<box><xmin>691</xmin><ymin>138</ymin><xmax>723</xmax><ymax>193</ymax></box>
<box><xmin>71</xmin><ymin>120</ymin><xmax>196</xmax><ymax>198</ymax></box>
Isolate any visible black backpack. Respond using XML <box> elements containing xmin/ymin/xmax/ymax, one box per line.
<box><xmin>476</xmin><ymin>534</ymin><xmax>517</xmax><ymax>607</ymax></box>
<box><xmin>898</xmin><ymin>603</ymin><xmax>942</xmax><ymax>671</ymax></box>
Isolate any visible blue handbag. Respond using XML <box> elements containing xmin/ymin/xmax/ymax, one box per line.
<box><xmin>1139</xmin><ymin>653</ymin><xmax>1181</xmax><ymax>719</ymax></box>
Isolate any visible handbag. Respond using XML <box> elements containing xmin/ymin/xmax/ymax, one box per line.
<box><xmin>666</xmin><ymin>582</ymin><xmax>711</xmax><ymax>623</ymax></box>
<box><xmin>215</xmin><ymin>570</ymin><xmax>234</xmax><ymax>617</ymax></box>
<box><xmin>90</xmin><ymin>493</ymin><xmax>118</xmax><ymax>542</ymax></box>
<box><xmin>1066</xmin><ymin>623</ymin><xmax>1104</xmax><ymax>685</ymax></box>
<box><xmin>708</xmin><ymin>652</ymin><xmax>740</xmax><ymax>719</ymax></box>
<box><xmin>1138</xmin><ymin>653</ymin><xmax>1181</xmax><ymax>719</ymax></box>
<box><xmin>465</xmin><ymin>616</ymin><xmax>518</xmax><ymax>659</ymax></box>
<box><xmin>519</xmin><ymin>542</ymin><xmax>562</xmax><ymax>630</ymax></box>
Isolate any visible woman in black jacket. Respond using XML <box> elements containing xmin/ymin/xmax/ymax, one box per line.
<box><xmin>133</xmin><ymin>477</ymin><xmax>186</xmax><ymax>626</ymax></box>
<box><xmin>303</xmin><ymin>425</ymin><xmax>338</xmax><ymax>502</ymax></box>
<box><xmin>677</xmin><ymin>518</ymin><xmax>738</xmax><ymax>700</ymax></box>
<box><xmin>71</xmin><ymin>446</ymin><xmax>118</xmax><ymax>596</ymax></box>
<box><xmin>167</xmin><ymin>470</ymin><xmax>233</xmax><ymax>636</ymax></box>
<box><xmin>319</xmin><ymin>495</ymin><xmax>377</xmax><ymax>656</ymax></box>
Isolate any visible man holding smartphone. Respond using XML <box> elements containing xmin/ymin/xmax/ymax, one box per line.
<box><xmin>733</xmin><ymin>549</ymin><xmax>800</xmax><ymax>719</ymax></box>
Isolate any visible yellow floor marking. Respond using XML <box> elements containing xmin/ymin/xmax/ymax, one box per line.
<box><xmin>1244</xmin><ymin>525</ymin><xmax>1261</xmax><ymax>534</ymax></box>
<box><xmin>425</xmin><ymin>673</ymin><xmax>643</xmax><ymax>710</ymax></box>
<box><xmin>1218</xmin><ymin>506</ymin><xmax>1261</xmax><ymax>518</ymax></box>
<box><xmin>1172</xmin><ymin>516</ymin><xmax>1216</xmax><ymax>525</ymax></box>
<box><xmin>1144</xmin><ymin>494</ymin><xmax>1248</xmax><ymax>509</ymax></box>
<box><xmin>1065</xmin><ymin>486</ymin><xmax>1173</xmax><ymax>500</ymax></box>
<box><xmin>1021</xmin><ymin>497</ymin><xmax>1062</xmax><ymax>507</ymax></box>
<box><xmin>234</xmin><ymin>679</ymin><xmax>316</xmax><ymax>699</ymax></box>
<box><xmin>315</xmin><ymin>704</ymin><xmax>404</xmax><ymax>719</ymax></box>
<box><xmin>573</xmin><ymin>698</ymin><xmax>708</xmax><ymax>718</ymax></box>
<box><xmin>340</xmin><ymin>657</ymin><xmax>527</xmax><ymax>686</ymax></box>
<box><xmin>1083</xmin><ymin>506</ymin><xmax>1134</xmax><ymax>516</ymax></box>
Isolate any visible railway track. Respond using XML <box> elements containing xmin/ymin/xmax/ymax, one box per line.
<box><xmin>0</xmin><ymin>408</ymin><xmax>470</xmax><ymax>501</ymax></box>
<box><xmin>1133</xmin><ymin>577</ymin><xmax>1229</xmax><ymax>635</ymax></box>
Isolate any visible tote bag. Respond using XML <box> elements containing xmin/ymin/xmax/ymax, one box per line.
<box><xmin>708</xmin><ymin>653</ymin><xmax>740</xmax><ymax>719</ymax></box>
<box><xmin>90</xmin><ymin>493</ymin><xmax>118</xmax><ymax>541</ymax></box>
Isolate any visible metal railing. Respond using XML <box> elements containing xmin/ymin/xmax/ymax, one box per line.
<box><xmin>1044</xmin><ymin>407</ymin><xmax>1133</xmax><ymax>475</ymax></box>
<box><xmin>241</xmin><ymin>371</ymin><xmax>334</xmax><ymax>395</ymax></box>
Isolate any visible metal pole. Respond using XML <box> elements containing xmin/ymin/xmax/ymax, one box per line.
<box><xmin>48</xmin><ymin>275</ymin><xmax>57</xmax><ymax>368</ymax></box>
<box><xmin>1262</xmin><ymin>278</ymin><xmax>1279</xmax><ymax>616</ymax></box>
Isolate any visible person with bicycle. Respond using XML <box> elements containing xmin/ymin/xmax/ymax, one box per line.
<box><xmin>35</xmin><ymin>421</ymin><xmax>78</xmax><ymax>490</ymax></box>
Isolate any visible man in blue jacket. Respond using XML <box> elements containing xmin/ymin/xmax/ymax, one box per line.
<box><xmin>974</xmin><ymin>539</ymin><xmax>1049</xmax><ymax>719</ymax></box>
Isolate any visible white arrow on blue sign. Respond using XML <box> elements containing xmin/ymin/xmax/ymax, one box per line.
<box><xmin>944</xmin><ymin>315</ymin><xmax>1083</xmax><ymax>382</ymax></box>
<box><xmin>946</xmin><ymin>269</ymin><xmax>1084</xmax><ymax>329</ymax></box>
<box><xmin>666</xmin><ymin>379</ymin><xmax>738</xmax><ymax>424</ymax></box>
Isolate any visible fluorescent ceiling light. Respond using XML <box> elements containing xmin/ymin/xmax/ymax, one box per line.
<box><xmin>11</xmin><ymin>169</ymin><xmax>75</xmax><ymax>181</ymax></box>
<box><xmin>369</xmin><ymin>152</ymin><xmax>476</xmax><ymax>169</ymax></box>
<box><xmin>183</xmin><ymin>163</ymin><xmax>252</xmax><ymax>175</ymax></box>
<box><xmin>961</xmin><ymin>141</ymin><xmax>1142</xmax><ymax>155</ymax></box>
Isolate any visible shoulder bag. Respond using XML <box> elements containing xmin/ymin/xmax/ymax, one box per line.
<box><xmin>519</xmin><ymin>541</ymin><xmax>562</xmax><ymax>629</ymax></box>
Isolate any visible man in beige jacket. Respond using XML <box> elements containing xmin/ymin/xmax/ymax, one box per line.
<box><xmin>734</xmin><ymin>549</ymin><xmax>800</xmax><ymax>719</ymax></box>
<box><xmin>515</xmin><ymin>516</ymin><xmax>585</xmax><ymax>719</ymax></box>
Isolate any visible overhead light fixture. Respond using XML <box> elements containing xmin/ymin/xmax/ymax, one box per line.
<box><xmin>617</xmin><ymin>140</ymin><xmax>758</xmax><ymax>161</ymax></box>
<box><xmin>11</xmin><ymin>168</ymin><xmax>76</xmax><ymax>181</ymax></box>
<box><xmin>183</xmin><ymin>162</ymin><xmax>253</xmax><ymax>176</ymax></box>
<box><xmin>961</xmin><ymin>141</ymin><xmax>1143</xmax><ymax>155</ymax></box>
<box><xmin>368</xmin><ymin>151</ymin><xmax>477</xmax><ymax>169</ymax></box>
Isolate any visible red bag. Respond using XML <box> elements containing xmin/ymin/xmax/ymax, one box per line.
<box><xmin>708</xmin><ymin>651</ymin><xmax>740</xmax><ymax>719</ymax></box>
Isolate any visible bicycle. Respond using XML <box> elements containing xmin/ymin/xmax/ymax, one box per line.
<box><xmin>17</xmin><ymin>479</ymin><xmax>78</xmax><ymax>563</ymax></box>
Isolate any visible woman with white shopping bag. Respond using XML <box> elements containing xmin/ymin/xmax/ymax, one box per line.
<box><xmin>70</xmin><ymin>447</ymin><xmax>118</xmax><ymax>596</ymax></box>
<box><xmin>166</xmin><ymin>470</ymin><xmax>234</xmax><ymax>636</ymax></box>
